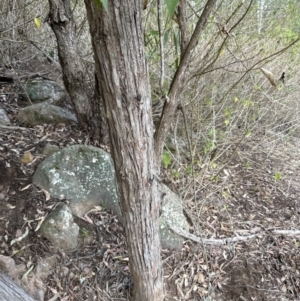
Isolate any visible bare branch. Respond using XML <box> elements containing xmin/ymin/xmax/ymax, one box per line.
<box><xmin>154</xmin><ymin>0</ymin><xmax>218</xmax><ymax>164</ymax></box>
<box><xmin>170</xmin><ymin>225</ymin><xmax>300</xmax><ymax>245</ymax></box>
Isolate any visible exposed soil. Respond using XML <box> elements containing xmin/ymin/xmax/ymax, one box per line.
<box><xmin>1</xmin><ymin>65</ymin><xmax>300</xmax><ymax>301</ymax></box>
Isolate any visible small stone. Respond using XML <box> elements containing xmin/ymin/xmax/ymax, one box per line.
<box><xmin>20</xmin><ymin>152</ymin><xmax>34</xmax><ymax>165</ymax></box>
<box><xmin>15</xmin><ymin>229</ymin><xmax>23</xmax><ymax>238</ymax></box>
<box><xmin>35</xmin><ymin>290</ymin><xmax>44</xmax><ymax>301</ymax></box>
<box><xmin>0</xmin><ymin>109</ymin><xmax>11</xmax><ymax>125</ymax></box>
<box><xmin>60</xmin><ymin>266</ymin><xmax>69</xmax><ymax>277</ymax></box>
<box><xmin>39</xmin><ymin>204</ymin><xmax>79</xmax><ymax>250</ymax></box>
<box><xmin>0</xmin><ymin>193</ymin><xmax>5</xmax><ymax>200</ymax></box>
<box><xmin>82</xmin><ymin>266</ymin><xmax>90</xmax><ymax>275</ymax></box>
<box><xmin>42</xmin><ymin>145</ymin><xmax>60</xmax><ymax>156</ymax></box>
<box><xmin>0</xmin><ymin>255</ymin><xmax>16</xmax><ymax>273</ymax></box>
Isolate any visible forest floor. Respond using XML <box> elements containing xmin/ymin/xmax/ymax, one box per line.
<box><xmin>1</xmin><ymin>67</ymin><xmax>300</xmax><ymax>301</ymax></box>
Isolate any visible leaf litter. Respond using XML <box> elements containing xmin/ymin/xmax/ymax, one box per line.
<box><xmin>1</xmin><ymin>71</ymin><xmax>300</xmax><ymax>301</ymax></box>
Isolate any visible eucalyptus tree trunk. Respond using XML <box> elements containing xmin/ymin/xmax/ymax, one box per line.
<box><xmin>84</xmin><ymin>1</ymin><xmax>163</xmax><ymax>300</ymax></box>
<box><xmin>47</xmin><ymin>0</ymin><xmax>108</xmax><ymax>144</ymax></box>
<box><xmin>0</xmin><ymin>272</ymin><xmax>36</xmax><ymax>301</ymax></box>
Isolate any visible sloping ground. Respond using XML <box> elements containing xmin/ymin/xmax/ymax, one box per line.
<box><xmin>1</xmin><ymin>76</ymin><xmax>300</xmax><ymax>300</ymax></box>
<box><xmin>162</xmin><ymin>136</ymin><xmax>300</xmax><ymax>300</ymax></box>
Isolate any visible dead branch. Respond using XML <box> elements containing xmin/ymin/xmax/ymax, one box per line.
<box><xmin>170</xmin><ymin>225</ymin><xmax>300</xmax><ymax>245</ymax></box>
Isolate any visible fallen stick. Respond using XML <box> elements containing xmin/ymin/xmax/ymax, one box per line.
<box><xmin>170</xmin><ymin>225</ymin><xmax>300</xmax><ymax>245</ymax></box>
<box><xmin>0</xmin><ymin>124</ymin><xmax>28</xmax><ymax>131</ymax></box>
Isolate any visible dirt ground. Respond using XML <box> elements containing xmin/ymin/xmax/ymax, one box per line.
<box><xmin>1</xmin><ymin>66</ymin><xmax>300</xmax><ymax>301</ymax></box>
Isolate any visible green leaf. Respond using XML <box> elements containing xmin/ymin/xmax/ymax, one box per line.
<box><xmin>94</xmin><ymin>0</ymin><xmax>108</xmax><ymax>11</ymax></box>
<box><xmin>211</xmin><ymin>162</ymin><xmax>217</xmax><ymax>169</ymax></box>
<box><xmin>164</xmin><ymin>0</ymin><xmax>179</xmax><ymax>17</ymax></box>
<box><xmin>274</xmin><ymin>172</ymin><xmax>281</xmax><ymax>181</ymax></box>
<box><xmin>34</xmin><ymin>17</ymin><xmax>42</xmax><ymax>29</ymax></box>
<box><xmin>185</xmin><ymin>166</ymin><xmax>192</xmax><ymax>174</ymax></box>
<box><xmin>225</xmin><ymin>107</ymin><xmax>231</xmax><ymax>116</ymax></box>
<box><xmin>172</xmin><ymin>171</ymin><xmax>181</xmax><ymax>178</ymax></box>
<box><xmin>162</xmin><ymin>152</ymin><xmax>172</xmax><ymax>169</ymax></box>
<box><xmin>244</xmin><ymin>162</ymin><xmax>250</xmax><ymax>169</ymax></box>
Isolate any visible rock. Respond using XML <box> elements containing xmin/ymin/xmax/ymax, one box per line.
<box><xmin>159</xmin><ymin>184</ymin><xmax>189</xmax><ymax>249</ymax></box>
<box><xmin>33</xmin><ymin>145</ymin><xmax>189</xmax><ymax>249</ymax></box>
<box><xmin>35</xmin><ymin>256</ymin><xmax>57</xmax><ymax>279</ymax></box>
<box><xmin>33</xmin><ymin>145</ymin><xmax>121</xmax><ymax>217</ymax></box>
<box><xmin>20</xmin><ymin>152</ymin><xmax>33</xmax><ymax>165</ymax></box>
<box><xmin>0</xmin><ymin>109</ymin><xmax>11</xmax><ymax>125</ymax></box>
<box><xmin>25</xmin><ymin>78</ymin><xmax>67</xmax><ymax>105</ymax></box>
<box><xmin>0</xmin><ymin>255</ymin><xmax>16</xmax><ymax>275</ymax></box>
<box><xmin>39</xmin><ymin>204</ymin><xmax>79</xmax><ymax>250</ymax></box>
<box><xmin>17</xmin><ymin>103</ymin><xmax>77</xmax><ymax>126</ymax></box>
<box><xmin>42</xmin><ymin>144</ymin><xmax>60</xmax><ymax>156</ymax></box>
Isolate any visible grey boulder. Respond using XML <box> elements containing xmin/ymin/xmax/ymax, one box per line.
<box><xmin>33</xmin><ymin>145</ymin><xmax>121</xmax><ymax>218</ymax></box>
<box><xmin>34</xmin><ymin>144</ymin><xmax>188</xmax><ymax>249</ymax></box>
<box><xmin>159</xmin><ymin>184</ymin><xmax>189</xmax><ymax>249</ymax></box>
<box><xmin>25</xmin><ymin>78</ymin><xmax>67</xmax><ymax>105</ymax></box>
<box><xmin>17</xmin><ymin>103</ymin><xmax>77</xmax><ymax>125</ymax></box>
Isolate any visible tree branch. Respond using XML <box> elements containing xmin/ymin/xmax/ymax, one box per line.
<box><xmin>170</xmin><ymin>225</ymin><xmax>300</xmax><ymax>245</ymax></box>
<box><xmin>154</xmin><ymin>0</ymin><xmax>218</xmax><ymax>165</ymax></box>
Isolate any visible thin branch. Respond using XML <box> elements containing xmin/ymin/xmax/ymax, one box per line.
<box><xmin>170</xmin><ymin>225</ymin><xmax>300</xmax><ymax>245</ymax></box>
<box><xmin>157</xmin><ymin>0</ymin><xmax>164</xmax><ymax>92</ymax></box>
<box><xmin>203</xmin><ymin>37</ymin><xmax>300</xmax><ymax>121</ymax></box>
<box><xmin>154</xmin><ymin>0</ymin><xmax>218</xmax><ymax>164</ymax></box>
<box><xmin>194</xmin><ymin>0</ymin><xmax>253</xmax><ymax>79</ymax></box>
<box><xmin>177</xmin><ymin>0</ymin><xmax>189</xmax><ymax>56</ymax></box>
<box><xmin>0</xmin><ymin>124</ymin><xmax>28</xmax><ymax>131</ymax></box>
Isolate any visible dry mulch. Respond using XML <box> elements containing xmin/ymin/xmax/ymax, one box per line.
<box><xmin>1</xmin><ymin>67</ymin><xmax>300</xmax><ymax>301</ymax></box>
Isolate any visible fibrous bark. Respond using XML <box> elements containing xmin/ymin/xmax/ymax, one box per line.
<box><xmin>47</xmin><ymin>0</ymin><xmax>108</xmax><ymax>143</ymax></box>
<box><xmin>0</xmin><ymin>272</ymin><xmax>36</xmax><ymax>301</ymax></box>
<box><xmin>84</xmin><ymin>1</ymin><xmax>164</xmax><ymax>300</ymax></box>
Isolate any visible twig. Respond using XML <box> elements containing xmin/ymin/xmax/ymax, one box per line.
<box><xmin>0</xmin><ymin>124</ymin><xmax>28</xmax><ymax>131</ymax></box>
<box><xmin>170</xmin><ymin>225</ymin><xmax>300</xmax><ymax>245</ymax></box>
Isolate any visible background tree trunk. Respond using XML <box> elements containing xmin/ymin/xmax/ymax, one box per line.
<box><xmin>47</xmin><ymin>0</ymin><xmax>108</xmax><ymax>144</ymax></box>
<box><xmin>0</xmin><ymin>272</ymin><xmax>36</xmax><ymax>301</ymax></box>
<box><xmin>84</xmin><ymin>1</ymin><xmax>164</xmax><ymax>300</ymax></box>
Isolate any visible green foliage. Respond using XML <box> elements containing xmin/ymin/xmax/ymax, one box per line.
<box><xmin>164</xmin><ymin>0</ymin><xmax>180</xmax><ymax>17</ymax></box>
<box><xmin>244</xmin><ymin>162</ymin><xmax>250</xmax><ymax>169</ymax></box>
<box><xmin>172</xmin><ymin>170</ymin><xmax>181</xmax><ymax>178</ymax></box>
<box><xmin>274</xmin><ymin>172</ymin><xmax>282</xmax><ymax>181</ymax></box>
<box><xmin>203</xmin><ymin>129</ymin><xmax>217</xmax><ymax>155</ymax></box>
<box><xmin>81</xmin><ymin>227</ymin><xmax>89</xmax><ymax>238</ymax></box>
<box><xmin>210</xmin><ymin>174</ymin><xmax>219</xmax><ymax>182</ymax></box>
<box><xmin>94</xmin><ymin>0</ymin><xmax>108</xmax><ymax>11</ymax></box>
<box><xmin>34</xmin><ymin>17</ymin><xmax>42</xmax><ymax>29</ymax></box>
<box><xmin>184</xmin><ymin>166</ymin><xmax>192</xmax><ymax>174</ymax></box>
<box><xmin>162</xmin><ymin>151</ymin><xmax>172</xmax><ymax>168</ymax></box>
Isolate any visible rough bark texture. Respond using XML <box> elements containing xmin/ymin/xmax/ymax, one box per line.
<box><xmin>0</xmin><ymin>272</ymin><xmax>36</xmax><ymax>301</ymax></box>
<box><xmin>47</xmin><ymin>0</ymin><xmax>109</xmax><ymax>144</ymax></box>
<box><xmin>84</xmin><ymin>1</ymin><xmax>164</xmax><ymax>300</ymax></box>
